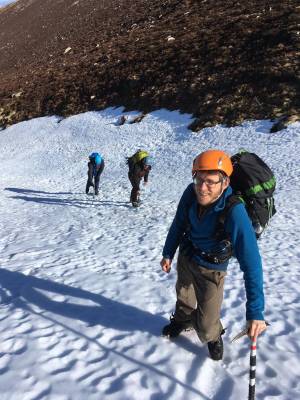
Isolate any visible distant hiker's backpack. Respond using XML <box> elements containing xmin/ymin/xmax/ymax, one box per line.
<box><xmin>229</xmin><ymin>150</ymin><xmax>276</xmax><ymax>238</ymax></box>
<box><xmin>126</xmin><ymin>150</ymin><xmax>149</xmax><ymax>171</ymax></box>
<box><xmin>89</xmin><ymin>152</ymin><xmax>102</xmax><ymax>165</ymax></box>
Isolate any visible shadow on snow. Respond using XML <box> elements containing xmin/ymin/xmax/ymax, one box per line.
<box><xmin>0</xmin><ymin>267</ymin><xmax>202</xmax><ymax>357</ymax></box>
<box><xmin>0</xmin><ymin>268</ymin><xmax>215</xmax><ymax>398</ymax></box>
<box><xmin>5</xmin><ymin>187</ymin><xmax>129</xmax><ymax>208</ymax></box>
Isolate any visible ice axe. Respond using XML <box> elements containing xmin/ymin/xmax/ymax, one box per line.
<box><xmin>231</xmin><ymin>323</ymin><xmax>269</xmax><ymax>400</ymax></box>
<box><xmin>231</xmin><ymin>327</ymin><xmax>257</xmax><ymax>399</ymax></box>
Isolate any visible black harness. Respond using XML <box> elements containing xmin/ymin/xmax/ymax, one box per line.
<box><xmin>181</xmin><ymin>195</ymin><xmax>242</xmax><ymax>264</ymax></box>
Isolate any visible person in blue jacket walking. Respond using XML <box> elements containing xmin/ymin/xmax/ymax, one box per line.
<box><xmin>86</xmin><ymin>152</ymin><xmax>105</xmax><ymax>195</ymax></box>
<box><xmin>160</xmin><ymin>149</ymin><xmax>267</xmax><ymax>360</ymax></box>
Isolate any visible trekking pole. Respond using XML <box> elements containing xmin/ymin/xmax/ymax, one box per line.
<box><xmin>248</xmin><ymin>336</ymin><xmax>257</xmax><ymax>400</ymax></box>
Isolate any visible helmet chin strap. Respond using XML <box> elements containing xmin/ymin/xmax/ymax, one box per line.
<box><xmin>211</xmin><ymin>192</ymin><xmax>223</xmax><ymax>204</ymax></box>
<box><xmin>219</xmin><ymin>179</ymin><xmax>226</xmax><ymax>194</ymax></box>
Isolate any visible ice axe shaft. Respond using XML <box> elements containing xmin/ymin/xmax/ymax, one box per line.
<box><xmin>248</xmin><ymin>337</ymin><xmax>257</xmax><ymax>400</ymax></box>
<box><xmin>231</xmin><ymin>323</ymin><xmax>270</xmax><ymax>400</ymax></box>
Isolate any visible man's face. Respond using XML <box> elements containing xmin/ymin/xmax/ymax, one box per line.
<box><xmin>193</xmin><ymin>171</ymin><xmax>229</xmax><ymax>206</ymax></box>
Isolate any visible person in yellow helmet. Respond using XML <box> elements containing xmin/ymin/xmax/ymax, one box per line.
<box><xmin>127</xmin><ymin>150</ymin><xmax>152</xmax><ymax>207</ymax></box>
<box><xmin>160</xmin><ymin>150</ymin><xmax>267</xmax><ymax>361</ymax></box>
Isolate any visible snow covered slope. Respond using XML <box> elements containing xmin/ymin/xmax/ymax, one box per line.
<box><xmin>0</xmin><ymin>108</ymin><xmax>299</xmax><ymax>400</ymax></box>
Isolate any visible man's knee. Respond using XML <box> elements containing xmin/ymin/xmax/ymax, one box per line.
<box><xmin>192</xmin><ymin>311</ymin><xmax>221</xmax><ymax>343</ymax></box>
<box><xmin>176</xmin><ymin>283</ymin><xmax>196</xmax><ymax>309</ymax></box>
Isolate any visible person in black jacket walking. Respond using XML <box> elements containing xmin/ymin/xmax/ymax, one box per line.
<box><xmin>127</xmin><ymin>150</ymin><xmax>152</xmax><ymax>207</ymax></box>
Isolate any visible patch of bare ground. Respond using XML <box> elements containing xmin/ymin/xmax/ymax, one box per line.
<box><xmin>0</xmin><ymin>0</ymin><xmax>299</xmax><ymax>130</ymax></box>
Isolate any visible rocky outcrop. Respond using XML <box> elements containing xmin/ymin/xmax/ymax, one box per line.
<box><xmin>0</xmin><ymin>0</ymin><xmax>299</xmax><ymax>130</ymax></box>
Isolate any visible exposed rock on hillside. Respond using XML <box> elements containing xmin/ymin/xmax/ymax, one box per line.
<box><xmin>0</xmin><ymin>0</ymin><xmax>299</xmax><ymax>129</ymax></box>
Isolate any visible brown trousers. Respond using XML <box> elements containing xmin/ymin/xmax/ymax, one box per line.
<box><xmin>174</xmin><ymin>252</ymin><xmax>226</xmax><ymax>343</ymax></box>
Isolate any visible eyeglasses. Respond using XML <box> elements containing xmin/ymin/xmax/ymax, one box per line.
<box><xmin>193</xmin><ymin>176</ymin><xmax>223</xmax><ymax>187</ymax></box>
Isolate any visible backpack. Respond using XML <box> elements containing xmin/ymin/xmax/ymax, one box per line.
<box><xmin>126</xmin><ymin>150</ymin><xmax>149</xmax><ymax>171</ymax></box>
<box><xmin>89</xmin><ymin>152</ymin><xmax>102</xmax><ymax>165</ymax></box>
<box><xmin>226</xmin><ymin>150</ymin><xmax>276</xmax><ymax>238</ymax></box>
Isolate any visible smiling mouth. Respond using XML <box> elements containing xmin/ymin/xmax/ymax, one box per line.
<box><xmin>198</xmin><ymin>192</ymin><xmax>209</xmax><ymax>196</ymax></box>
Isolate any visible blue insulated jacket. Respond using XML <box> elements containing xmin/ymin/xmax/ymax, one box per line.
<box><xmin>162</xmin><ymin>183</ymin><xmax>265</xmax><ymax>321</ymax></box>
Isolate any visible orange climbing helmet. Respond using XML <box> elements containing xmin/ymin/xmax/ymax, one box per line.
<box><xmin>192</xmin><ymin>150</ymin><xmax>233</xmax><ymax>177</ymax></box>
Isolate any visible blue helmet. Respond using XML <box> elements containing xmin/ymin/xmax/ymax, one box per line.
<box><xmin>143</xmin><ymin>156</ymin><xmax>153</xmax><ymax>166</ymax></box>
<box><xmin>89</xmin><ymin>152</ymin><xmax>102</xmax><ymax>165</ymax></box>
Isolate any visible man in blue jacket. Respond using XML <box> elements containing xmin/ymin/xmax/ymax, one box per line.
<box><xmin>160</xmin><ymin>149</ymin><xmax>267</xmax><ymax>360</ymax></box>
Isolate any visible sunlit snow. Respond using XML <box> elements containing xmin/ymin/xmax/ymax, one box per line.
<box><xmin>0</xmin><ymin>108</ymin><xmax>299</xmax><ymax>399</ymax></box>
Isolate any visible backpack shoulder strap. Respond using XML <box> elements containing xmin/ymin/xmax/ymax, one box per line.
<box><xmin>214</xmin><ymin>195</ymin><xmax>243</xmax><ymax>239</ymax></box>
<box><xmin>181</xmin><ymin>184</ymin><xmax>196</xmax><ymax>232</ymax></box>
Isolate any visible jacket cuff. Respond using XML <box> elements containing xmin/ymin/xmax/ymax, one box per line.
<box><xmin>246</xmin><ymin>311</ymin><xmax>264</xmax><ymax>321</ymax></box>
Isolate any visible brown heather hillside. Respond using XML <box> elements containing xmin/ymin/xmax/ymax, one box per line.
<box><xmin>0</xmin><ymin>0</ymin><xmax>299</xmax><ymax>130</ymax></box>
